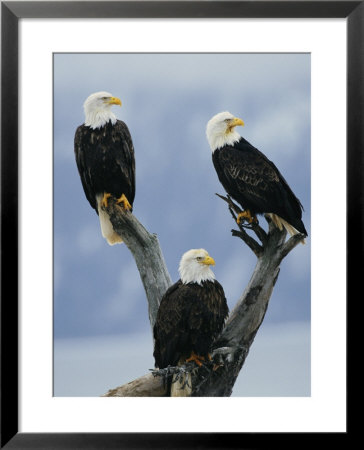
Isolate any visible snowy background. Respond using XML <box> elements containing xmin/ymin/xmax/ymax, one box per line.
<box><xmin>53</xmin><ymin>53</ymin><xmax>311</xmax><ymax>397</ymax></box>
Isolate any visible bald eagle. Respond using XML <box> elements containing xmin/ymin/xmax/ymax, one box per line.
<box><xmin>206</xmin><ymin>111</ymin><xmax>307</xmax><ymax>238</ymax></box>
<box><xmin>74</xmin><ymin>91</ymin><xmax>135</xmax><ymax>245</ymax></box>
<box><xmin>153</xmin><ymin>249</ymin><xmax>228</xmax><ymax>396</ymax></box>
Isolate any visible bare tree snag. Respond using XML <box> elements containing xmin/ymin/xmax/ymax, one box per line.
<box><xmin>103</xmin><ymin>195</ymin><xmax>306</xmax><ymax>397</ymax></box>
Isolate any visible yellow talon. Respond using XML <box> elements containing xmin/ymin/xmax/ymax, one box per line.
<box><xmin>237</xmin><ymin>210</ymin><xmax>257</xmax><ymax>225</ymax></box>
<box><xmin>102</xmin><ymin>192</ymin><xmax>112</xmax><ymax>208</ymax></box>
<box><xmin>116</xmin><ymin>194</ymin><xmax>132</xmax><ymax>211</ymax></box>
<box><xmin>186</xmin><ymin>351</ymin><xmax>205</xmax><ymax>368</ymax></box>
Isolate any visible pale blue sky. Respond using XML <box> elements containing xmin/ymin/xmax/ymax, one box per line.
<box><xmin>53</xmin><ymin>53</ymin><xmax>311</xmax><ymax>396</ymax></box>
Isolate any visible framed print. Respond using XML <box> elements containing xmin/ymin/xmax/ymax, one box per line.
<box><xmin>1</xmin><ymin>1</ymin><xmax>359</xmax><ymax>448</ymax></box>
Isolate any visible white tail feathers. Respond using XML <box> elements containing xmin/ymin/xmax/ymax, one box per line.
<box><xmin>96</xmin><ymin>194</ymin><xmax>123</xmax><ymax>245</ymax></box>
<box><xmin>267</xmin><ymin>213</ymin><xmax>305</xmax><ymax>244</ymax></box>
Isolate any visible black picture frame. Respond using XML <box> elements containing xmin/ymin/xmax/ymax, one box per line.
<box><xmin>1</xmin><ymin>1</ymin><xmax>358</xmax><ymax>448</ymax></box>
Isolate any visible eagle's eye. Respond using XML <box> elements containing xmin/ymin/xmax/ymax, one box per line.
<box><xmin>101</xmin><ymin>97</ymin><xmax>109</xmax><ymax>100</ymax></box>
<box><xmin>224</xmin><ymin>118</ymin><xmax>230</xmax><ymax>123</ymax></box>
<box><xmin>196</xmin><ymin>256</ymin><xmax>204</xmax><ymax>261</ymax></box>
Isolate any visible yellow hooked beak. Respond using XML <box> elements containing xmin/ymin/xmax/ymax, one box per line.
<box><xmin>228</xmin><ymin>117</ymin><xmax>244</xmax><ymax>131</ymax></box>
<box><xmin>107</xmin><ymin>97</ymin><xmax>122</xmax><ymax>106</ymax></box>
<box><xmin>201</xmin><ymin>255</ymin><xmax>216</xmax><ymax>266</ymax></box>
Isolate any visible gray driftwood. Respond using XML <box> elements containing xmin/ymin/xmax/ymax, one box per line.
<box><xmin>103</xmin><ymin>196</ymin><xmax>305</xmax><ymax>397</ymax></box>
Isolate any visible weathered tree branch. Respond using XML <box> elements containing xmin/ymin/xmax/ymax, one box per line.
<box><xmin>106</xmin><ymin>201</ymin><xmax>172</xmax><ymax>330</ymax></box>
<box><xmin>216</xmin><ymin>193</ymin><xmax>268</xmax><ymax>251</ymax></box>
<box><xmin>102</xmin><ymin>373</ymin><xmax>167</xmax><ymax>397</ymax></box>
<box><xmin>103</xmin><ymin>195</ymin><xmax>306</xmax><ymax>396</ymax></box>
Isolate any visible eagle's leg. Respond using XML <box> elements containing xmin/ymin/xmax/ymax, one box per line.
<box><xmin>186</xmin><ymin>351</ymin><xmax>205</xmax><ymax>368</ymax></box>
<box><xmin>101</xmin><ymin>192</ymin><xmax>112</xmax><ymax>208</ymax></box>
<box><xmin>236</xmin><ymin>209</ymin><xmax>258</xmax><ymax>225</ymax></box>
<box><xmin>116</xmin><ymin>193</ymin><xmax>132</xmax><ymax>211</ymax></box>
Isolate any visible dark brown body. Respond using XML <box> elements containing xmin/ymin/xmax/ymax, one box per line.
<box><xmin>153</xmin><ymin>279</ymin><xmax>229</xmax><ymax>369</ymax></box>
<box><xmin>74</xmin><ymin>120</ymin><xmax>135</xmax><ymax>213</ymax></box>
<box><xmin>212</xmin><ymin>137</ymin><xmax>307</xmax><ymax>235</ymax></box>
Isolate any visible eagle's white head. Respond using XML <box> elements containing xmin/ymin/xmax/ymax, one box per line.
<box><xmin>83</xmin><ymin>91</ymin><xmax>122</xmax><ymax>129</ymax></box>
<box><xmin>206</xmin><ymin>111</ymin><xmax>244</xmax><ymax>152</ymax></box>
<box><xmin>179</xmin><ymin>249</ymin><xmax>216</xmax><ymax>285</ymax></box>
